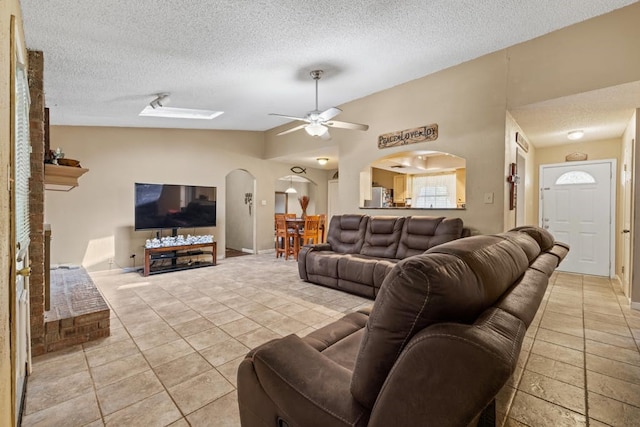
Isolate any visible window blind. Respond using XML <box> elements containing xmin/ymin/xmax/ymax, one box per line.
<box><xmin>15</xmin><ymin>64</ymin><xmax>31</xmax><ymax>253</ymax></box>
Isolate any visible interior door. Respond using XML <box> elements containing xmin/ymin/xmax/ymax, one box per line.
<box><xmin>515</xmin><ymin>150</ymin><xmax>526</xmax><ymax>226</ymax></box>
<box><xmin>540</xmin><ymin>161</ymin><xmax>614</xmax><ymax>276</ymax></box>
<box><xmin>275</xmin><ymin>192</ymin><xmax>287</xmax><ymax>214</ymax></box>
<box><xmin>622</xmin><ymin>140</ymin><xmax>634</xmax><ymax>296</ymax></box>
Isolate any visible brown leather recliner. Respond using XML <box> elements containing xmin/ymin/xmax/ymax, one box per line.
<box><xmin>238</xmin><ymin>226</ymin><xmax>569</xmax><ymax>427</ymax></box>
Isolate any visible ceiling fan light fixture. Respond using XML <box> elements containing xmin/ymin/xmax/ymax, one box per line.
<box><xmin>317</xmin><ymin>158</ymin><xmax>328</xmax><ymax>166</ymax></box>
<box><xmin>305</xmin><ymin>123</ymin><xmax>328</xmax><ymax>137</ymax></box>
<box><xmin>567</xmin><ymin>130</ymin><xmax>584</xmax><ymax>140</ymax></box>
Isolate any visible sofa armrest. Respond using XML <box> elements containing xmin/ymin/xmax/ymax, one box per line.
<box><xmin>368</xmin><ymin>309</ymin><xmax>524</xmax><ymax>427</ymax></box>
<box><xmin>243</xmin><ymin>334</ymin><xmax>368</xmax><ymax>427</ymax></box>
<box><xmin>298</xmin><ymin>243</ymin><xmax>333</xmax><ymax>280</ymax></box>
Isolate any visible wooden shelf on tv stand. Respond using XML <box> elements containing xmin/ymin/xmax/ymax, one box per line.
<box><xmin>143</xmin><ymin>242</ymin><xmax>217</xmax><ymax>276</ymax></box>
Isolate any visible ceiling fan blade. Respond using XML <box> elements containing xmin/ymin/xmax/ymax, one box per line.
<box><xmin>318</xmin><ymin>107</ymin><xmax>342</xmax><ymax>121</ymax></box>
<box><xmin>325</xmin><ymin>120</ymin><xmax>369</xmax><ymax>131</ymax></box>
<box><xmin>276</xmin><ymin>123</ymin><xmax>307</xmax><ymax>136</ymax></box>
<box><xmin>269</xmin><ymin>113</ymin><xmax>309</xmax><ymax>122</ymax></box>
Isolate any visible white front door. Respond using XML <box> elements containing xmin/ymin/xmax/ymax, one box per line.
<box><xmin>540</xmin><ymin>160</ymin><xmax>615</xmax><ymax>276</ymax></box>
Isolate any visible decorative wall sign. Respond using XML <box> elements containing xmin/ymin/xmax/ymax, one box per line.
<box><xmin>378</xmin><ymin>124</ymin><xmax>438</xmax><ymax>149</ymax></box>
<box><xmin>565</xmin><ymin>152</ymin><xmax>588</xmax><ymax>162</ymax></box>
<box><xmin>515</xmin><ymin>132</ymin><xmax>529</xmax><ymax>153</ymax></box>
<box><xmin>290</xmin><ymin>166</ymin><xmax>306</xmax><ymax>174</ymax></box>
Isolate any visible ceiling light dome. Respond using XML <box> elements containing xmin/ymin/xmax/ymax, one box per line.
<box><xmin>285</xmin><ymin>176</ymin><xmax>297</xmax><ymax>194</ymax></box>
<box><xmin>567</xmin><ymin>130</ymin><xmax>584</xmax><ymax>140</ymax></box>
<box><xmin>305</xmin><ymin>123</ymin><xmax>328</xmax><ymax>137</ymax></box>
<box><xmin>317</xmin><ymin>158</ymin><xmax>328</xmax><ymax>166</ymax></box>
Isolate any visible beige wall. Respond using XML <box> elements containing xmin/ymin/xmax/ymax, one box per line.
<box><xmin>46</xmin><ymin>126</ymin><xmax>330</xmax><ymax>271</ymax></box>
<box><xmin>263</xmin><ymin>3</ymin><xmax>640</xmax><ymax>237</ymax></box>
<box><xmin>1</xmin><ymin>1</ymin><xmax>27</xmax><ymax>424</ymax></box>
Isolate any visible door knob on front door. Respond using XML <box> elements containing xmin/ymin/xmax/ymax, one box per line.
<box><xmin>17</xmin><ymin>267</ymin><xmax>30</xmax><ymax>277</ymax></box>
<box><xmin>623</xmin><ymin>229</ymin><xmax>631</xmax><ymax>233</ymax></box>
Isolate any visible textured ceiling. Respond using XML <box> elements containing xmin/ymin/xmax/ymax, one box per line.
<box><xmin>510</xmin><ymin>81</ymin><xmax>640</xmax><ymax>148</ymax></box>
<box><xmin>20</xmin><ymin>0</ymin><xmax>637</xmax><ymax>161</ymax></box>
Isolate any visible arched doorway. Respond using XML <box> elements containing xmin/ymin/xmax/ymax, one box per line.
<box><xmin>225</xmin><ymin>169</ymin><xmax>256</xmax><ymax>257</ymax></box>
<box><xmin>275</xmin><ymin>175</ymin><xmax>318</xmax><ymax>216</ymax></box>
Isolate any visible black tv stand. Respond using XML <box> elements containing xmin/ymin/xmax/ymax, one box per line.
<box><xmin>143</xmin><ymin>242</ymin><xmax>217</xmax><ymax>276</ymax></box>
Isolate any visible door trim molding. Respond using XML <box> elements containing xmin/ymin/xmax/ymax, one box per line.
<box><xmin>539</xmin><ymin>159</ymin><xmax>616</xmax><ymax>278</ymax></box>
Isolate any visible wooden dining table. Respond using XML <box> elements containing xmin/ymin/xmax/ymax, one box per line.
<box><xmin>285</xmin><ymin>218</ymin><xmax>305</xmax><ymax>259</ymax></box>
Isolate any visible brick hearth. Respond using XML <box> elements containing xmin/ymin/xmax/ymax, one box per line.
<box><xmin>44</xmin><ymin>267</ymin><xmax>110</xmax><ymax>353</ymax></box>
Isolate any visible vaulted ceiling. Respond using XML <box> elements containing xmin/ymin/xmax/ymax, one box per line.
<box><xmin>20</xmin><ymin>0</ymin><xmax>638</xmax><ymax>166</ymax></box>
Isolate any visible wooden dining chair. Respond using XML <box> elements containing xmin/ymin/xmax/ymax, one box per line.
<box><xmin>275</xmin><ymin>214</ymin><xmax>297</xmax><ymax>260</ymax></box>
<box><xmin>318</xmin><ymin>214</ymin><xmax>327</xmax><ymax>243</ymax></box>
<box><xmin>275</xmin><ymin>215</ymin><xmax>289</xmax><ymax>259</ymax></box>
<box><xmin>299</xmin><ymin>215</ymin><xmax>320</xmax><ymax>248</ymax></box>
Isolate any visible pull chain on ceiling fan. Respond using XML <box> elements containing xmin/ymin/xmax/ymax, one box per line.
<box><xmin>269</xmin><ymin>70</ymin><xmax>369</xmax><ymax>140</ymax></box>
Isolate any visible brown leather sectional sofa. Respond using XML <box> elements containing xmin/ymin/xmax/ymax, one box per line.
<box><xmin>238</xmin><ymin>226</ymin><xmax>569</xmax><ymax>427</ymax></box>
<box><xmin>298</xmin><ymin>214</ymin><xmax>466</xmax><ymax>298</ymax></box>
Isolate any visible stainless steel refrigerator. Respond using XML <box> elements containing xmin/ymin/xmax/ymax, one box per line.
<box><xmin>364</xmin><ymin>187</ymin><xmax>392</xmax><ymax>208</ymax></box>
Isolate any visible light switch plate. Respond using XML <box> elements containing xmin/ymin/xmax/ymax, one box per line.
<box><xmin>483</xmin><ymin>192</ymin><xmax>494</xmax><ymax>204</ymax></box>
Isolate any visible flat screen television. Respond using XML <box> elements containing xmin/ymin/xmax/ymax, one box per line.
<box><xmin>135</xmin><ymin>182</ymin><xmax>216</xmax><ymax>231</ymax></box>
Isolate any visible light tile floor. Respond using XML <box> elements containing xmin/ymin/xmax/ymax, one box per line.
<box><xmin>22</xmin><ymin>254</ymin><xmax>640</xmax><ymax>426</ymax></box>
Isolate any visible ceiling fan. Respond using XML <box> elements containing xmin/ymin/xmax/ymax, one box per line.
<box><xmin>270</xmin><ymin>70</ymin><xmax>369</xmax><ymax>140</ymax></box>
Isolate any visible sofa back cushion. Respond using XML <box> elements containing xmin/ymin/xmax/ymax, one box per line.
<box><xmin>350</xmin><ymin>233</ymin><xmax>537</xmax><ymax>410</ymax></box>
<box><xmin>395</xmin><ymin>216</ymin><xmax>464</xmax><ymax>259</ymax></box>
<box><xmin>360</xmin><ymin>216</ymin><xmax>405</xmax><ymax>259</ymax></box>
<box><xmin>327</xmin><ymin>214</ymin><xmax>369</xmax><ymax>254</ymax></box>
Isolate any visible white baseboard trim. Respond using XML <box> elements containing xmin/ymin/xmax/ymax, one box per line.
<box><xmin>258</xmin><ymin>248</ymin><xmax>276</xmax><ymax>255</ymax></box>
<box><xmin>631</xmin><ymin>301</ymin><xmax>640</xmax><ymax>312</ymax></box>
<box><xmin>241</xmin><ymin>248</ymin><xmax>254</xmax><ymax>254</ymax></box>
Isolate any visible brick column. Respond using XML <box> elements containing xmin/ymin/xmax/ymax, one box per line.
<box><xmin>28</xmin><ymin>50</ymin><xmax>45</xmax><ymax>356</ymax></box>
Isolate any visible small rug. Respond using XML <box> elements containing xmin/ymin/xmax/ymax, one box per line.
<box><xmin>225</xmin><ymin>248</ymin><xmax>250</xmax><ymax>258</ymax></box>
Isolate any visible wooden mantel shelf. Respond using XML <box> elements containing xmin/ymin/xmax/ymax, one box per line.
<box><xmin>44</xmin><ymin>164</ymin><xmax>89</xmax><ymax>191</ymax></box>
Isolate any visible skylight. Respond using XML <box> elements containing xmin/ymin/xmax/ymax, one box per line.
<box><xmin>139</xmin><ymin>106</ymin><xmax>224</xmax><ymax>120</ymax></box>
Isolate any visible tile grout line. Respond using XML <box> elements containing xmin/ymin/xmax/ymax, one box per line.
<box><xmin>81</xmin><ymin>340</ymin><xmax>106</xmax><ymax>425</ymax></box>
<box><xmin>581</xmin><ymin>274</ymin><xmax>591</xmax><ymax>426</ymax></box>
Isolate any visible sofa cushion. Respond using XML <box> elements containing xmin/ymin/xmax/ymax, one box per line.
<box><xmin>395</xmin><ymin>216</ymin><xmax>464</xmax><ymax>259</ymax></box>
<box><xmin>327</xmin><ymin>214</ymin><xmax>369</xmax><ymax>254</ymax></box>
<box><xmin>351</xmin><ymin>234</ymin><xmax>532</xmax><ymax>409</ymax></box>
<box><xmin>361</xmin><ymin>216</ymin><xmax>405</xmax><ymax>258</ymax></box>
<box><xmin>338</xmin><ymin>254</ymin><xmax>379</xmax><ymax>287</ymax></box>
